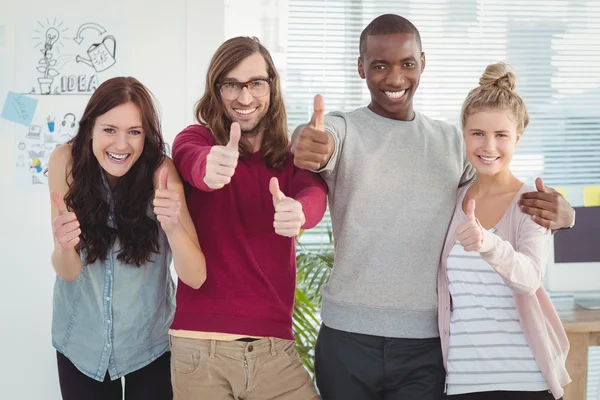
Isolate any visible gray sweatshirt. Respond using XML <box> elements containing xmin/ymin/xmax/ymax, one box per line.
<box><xmin>319</xmin><ymin>107</ymin><xmax>474</xmax><ymax>338</ymax></box>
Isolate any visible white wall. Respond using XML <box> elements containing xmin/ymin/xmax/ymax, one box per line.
<box><xmin>0</xmin><ymin>0</ymin><xmax>224</xmax><ymax>398</ymax></box>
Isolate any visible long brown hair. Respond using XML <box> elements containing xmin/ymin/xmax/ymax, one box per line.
<box><xmin>65</xmin><ymin>77</ymin><xmax>166</xmax><ymax>266</ymax></box>
<box><xmin>195</xmin><ymin>36</ymin><xmax>289</xmax><ymax>169</ymax></box>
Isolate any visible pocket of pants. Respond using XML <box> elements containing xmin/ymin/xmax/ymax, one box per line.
<box><xmin>170</xmin><ymin>347</ymin><xmax>203</xmax><ymax>375</ymax></box>
<box><xmin>280</xmin><ymin>340</ymin><xmax>301</xmax><ymax>363</ymax></box>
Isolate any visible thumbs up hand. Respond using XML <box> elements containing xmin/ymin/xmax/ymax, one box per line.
<box><xmin>456</xmin><ymin>199</ymin><xmax>484</xmax><ymax>252</ymax></box>
<box><xmin>51</xmin><ymin>192</ymin><xmax>81</xmax><ymax>251</ymax></box>
<box><xmin>269</xmin><ymin>177</ymin><xmax>305</xmax><ymax>237</ymax></box>
<box><xmin>292</xmin><ymin>95</ymin><xmax>334</xmax><ymax>171</ymax></box>
<box><xmin>204</xmin><ymin>122</ymin><xmax>241</xmax><ymax>189</ymax></box>
<box><xmin>154</xmin><ymin>167</ymin><xmax>181</xmax><ymax>232</ymax></box>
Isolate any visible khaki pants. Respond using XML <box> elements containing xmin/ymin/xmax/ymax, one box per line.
<box><xmin>170</xmin><ymin>335</ymin><xmax>320</xmax><ymax>400</ymax></box>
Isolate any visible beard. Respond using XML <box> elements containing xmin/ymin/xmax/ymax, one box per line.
<box><xmin>241</xmin><ymin>116</ymin><xmax>267</xmax><ymax>137</ymax></box>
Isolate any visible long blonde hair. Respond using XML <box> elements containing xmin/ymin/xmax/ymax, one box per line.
<box><xmin>461</xmin><ymin>62</ymin><xmax>529</xmax><ymax>134</ymax></box>
<box><xmin>195</xmin><ymin>36</ymin><xmax>289</xmax><ymax>169</ymax></box>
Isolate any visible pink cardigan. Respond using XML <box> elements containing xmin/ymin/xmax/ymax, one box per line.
<box><xmin>437</xmin><ymin>184</ymin><xmax>571</xmax><ymax>399</ymax></box>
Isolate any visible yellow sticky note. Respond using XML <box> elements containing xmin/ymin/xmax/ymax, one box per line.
<box><xmin>583</xmin><ymin>186</ymin><xmax>600</xmax><ymax>207</ymax></box>
<box><xmin>555</xmin><ymin>187</ymin><xmax>567</xmax><ymax>200</ymax></box>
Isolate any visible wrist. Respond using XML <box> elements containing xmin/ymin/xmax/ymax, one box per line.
<box><xmin>163</xmin><ymin>220</ymin><xmax>184</xmax><ymax>238</ymax></box>
<box><xmin>55</xmin><ymin>242</ymin><xmax>77</xmax><ymax>256</ymax></box>
<box><xmin>565</xmin><ymin>208</ymin><xmax>576</xmax><ymax>229</ymax></box>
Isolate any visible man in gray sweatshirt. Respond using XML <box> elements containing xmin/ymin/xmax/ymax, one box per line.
<box><xmin>291</xmin><ymin>13</ymin><xmax>575</xmax><ymax>400</ymax></box>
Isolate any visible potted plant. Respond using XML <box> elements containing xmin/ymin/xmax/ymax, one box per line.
<box><xmin>293</xmin><ymin>230</ymin><xmax>334</xmax><ymax>375</ymax></box>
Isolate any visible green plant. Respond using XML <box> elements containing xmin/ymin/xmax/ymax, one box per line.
<box><xmin>293</xmin><ymin>230</ymin><xmax>334</xmax><ymax>374</ymax></box>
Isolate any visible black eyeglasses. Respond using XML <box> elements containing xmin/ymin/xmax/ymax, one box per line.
<box><xmin>217</xmin><ymin>78</ymin><xmax>272</xmax><ymax>100</ymax></box>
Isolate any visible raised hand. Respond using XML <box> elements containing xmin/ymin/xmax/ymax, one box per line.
<box><xmin>456</xmin><ymin>199</ymin><xmax>484</xmax><ymax>252</ymax></box>
<box><xmin>154</xmin><ymin>167</ymin><xmax>181</xmax><ymax>232</ymax></box>
<box><xmin>51</xmin><ymin>192</ymin><xmax>81</xmax><ymax>251</ymax></box>
<box><xmin>269</xmin><ymin>177</ymin><xmax>305</xmax><ymax>237</ymax></box>
<box><xmin>204</xmin><ymin>122</ymin><xmax>241</xmax><ymax>189</ymax></box>
<box><xmin>292</xmin><ymin>95</ymin><xmax>333</xmax><ymax>171</ymax></box>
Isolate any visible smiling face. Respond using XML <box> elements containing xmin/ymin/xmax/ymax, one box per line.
<box><xmin>221</xmin><ymin>52</ymin><xmax>271</xmax><ymax>134</ymax></box>
<box><xmin>464</xmin><ymin>108</ymin><xmax>521</xmax><ymax>178</ymax></box>
<box><xmin>91</xmin><ymin>101</ymin><xmax>146</xmax><ymax>187</ymax></box>
<box><xmin>358</xmin><ymin>33</ymin><xmax>426</xmax><ymax>121</ymax></box>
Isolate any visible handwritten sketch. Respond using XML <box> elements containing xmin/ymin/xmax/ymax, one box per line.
<box><xmin>26</xmin><ymin>124</ymin><xmax>42</xmax><ymax>139</ymax></box>
<box><xmin>77</xmin><ymin>35</ymin><xmax>116</xmax><ymax>72</ymax></box>
<box><xmin>14</xmin><ymin>110</ymin><xmax>79</xmax><ymax>185</ymax></box>
<box><xmin>34</xmin><ymin>22</ymin><xmax>64</xmax><ymax>94</ymax></box>
<box><xmin>57</xmin><ymin>112</ymin><xmax>78</xmax><ymax>140</ymax></box>
<box><xmin>22</xmin><ymin>18</ymin><xmax>119</xmax><ymax>96</ymax></box>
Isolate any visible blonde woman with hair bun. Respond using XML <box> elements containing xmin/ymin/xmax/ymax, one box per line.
<box><xmin>437</xmin><ymin>63</ymin><xmax>571</xmax><ymax>400</ymax></box>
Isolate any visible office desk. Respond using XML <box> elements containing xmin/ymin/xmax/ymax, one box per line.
<box><xmin>560</xmin><ymin>306</ymin><xmax>600</xmax><ymax>399</ymax></box>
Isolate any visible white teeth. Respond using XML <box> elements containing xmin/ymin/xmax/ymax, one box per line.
<box><xmin>234</xmin><ymin>108</ymin><xmax>257</xmax><ymax>115</ymax></box>
<box><xmin>107</xmin><ymin>152</ymin><xmax>129</xmax><ymax>161</ymax></box>
<box><xmin>479</xmin><ymin>156</ymin><xmax>499</xmax><ymax>162</ymax></box>
<box><xmin>385</xmin><ymin>90</ymin><xmax>406</xmax><ymax>99</ymax></box>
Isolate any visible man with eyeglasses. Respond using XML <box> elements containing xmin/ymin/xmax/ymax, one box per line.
<box><xmin>168</xmin><ymin>36</ymin><xmax>325</xmax><ymax>400</ymax></box>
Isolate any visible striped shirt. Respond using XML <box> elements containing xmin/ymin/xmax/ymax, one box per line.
<box><xmin>446</xmin><ymin>233</ymin><xmax>549</xmax><ymax>395</ymax></box>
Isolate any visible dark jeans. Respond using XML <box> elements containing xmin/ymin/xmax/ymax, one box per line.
<box><xmin>315</xmin><ymin>323</ymin><xmax>446</xmax><ymax>400</ymax></box>
<box><xmin>448</xmin><ymin>391</ymin><xmax>559</xmax><ymax>400</ymax></box>
<box><xmin>56</xmin><ymin>351</ymin><xmax>173</xmax><ymax>400</ymax></box>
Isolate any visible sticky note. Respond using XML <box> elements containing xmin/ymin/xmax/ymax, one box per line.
<box><xmin>555</xmin><ymin>187</ymin><xmax>568</xmax><ymax>200</ymax></box>
<box><xmin>583</xmin><ymin>186</ymin><xmax>600</xmax><ymax>207</ymax></box>
<box><xmin>1</xmin><ymin>91</ymin><xmax>38</xmax><ymax>126</ymax></box>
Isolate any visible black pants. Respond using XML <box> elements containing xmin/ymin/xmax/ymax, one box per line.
<box><xmin>57</xmin><ymin>351</ymin><xmax>173</xmax><ymax>400</ymax></box>
<box><xmin>315</xmin><ymin>324</ymin><xmax>446</xmax><ymax>400</ymax></box>
<box><xmin>448</xmin><ymin>391</ymin><xmax>559</xmax><ymax>400</ymax></box>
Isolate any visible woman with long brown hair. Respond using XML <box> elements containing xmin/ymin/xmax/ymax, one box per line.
<box><xmin>48</xmin><ymin>76</ymin><xmax>206</xmax><ymax>400</ymax></box>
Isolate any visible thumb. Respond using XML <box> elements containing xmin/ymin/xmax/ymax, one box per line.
<box><xmin>310</xmin><ymin>94</ymin><xmax>325</xmax><ymax>132</ymax></box>
<box><xmin>51</xmin><ymin>192</ymin><xmax>68</xmax><ymax>215</ymax></box>
<box><xmin>535</xmin><ymin>177</ymin><xmax>548</xmax><ymax>193</ymax></box>
<box><xmin>269</xmin><ymin>177</ymin><xmax>285</xmax><ymax>203</ymax></box>
<box><xmin>158</xmin><ymin>167</ymin><xmax>169</xmax><ymax>190</ymax></box>
<box><xmin>227</xmin><ymin>122</ymin><xmax>241</xmax><ymax>150</ymax></box>
<box><xmin>466</xmin><ymin>199</ymin><xmax>476</xmax><ymax>219</ymax></box>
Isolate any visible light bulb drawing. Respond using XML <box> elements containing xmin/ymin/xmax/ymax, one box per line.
<box><xmin>32</xmin><ymin>19</ymin><xmax>67</xmax><ymax>94</ymax></box>
<box><xmin>44</xmin><ymin>28</ymin><xmax>60</xmax><ymax>53</ymax></box>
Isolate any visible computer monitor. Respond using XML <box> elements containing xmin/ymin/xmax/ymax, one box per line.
<box><xmin>544</xmin><ymin>206</ymin><xmax>600</xmax><ymax>309</ymax></box>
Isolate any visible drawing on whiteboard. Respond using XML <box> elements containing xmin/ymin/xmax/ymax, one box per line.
<box><xmin>33</xmin><ymin>19</ymin><xmax>67</xmax><ymax>94</ymax></box>
<box><xmin>57</xmin><ymin>112</ymin><xmax>78</xmax><ymax>139</ymax></box>
<box><xmin>76</xmin><ymin>35</ymin><xmax>116</xmax><ymax>72</ymax></box>
<box><xmin>47</xmin><ymin>115</ymin><xmax>55</xmax><ymax>132</ymax></box>
<box><xmin>15</xmin><ymin>111</ymin><xmax>79</xmax><ymax>185</ymax></box>
<box><xmin>26</xmin><ymin>124</ymin><xmax>42</xmax><ymax>139</ymax></box>
<box><xmin>27</xmin><ymin>19</ymin><xmax>117</xmax><ymax>96</ymax></box>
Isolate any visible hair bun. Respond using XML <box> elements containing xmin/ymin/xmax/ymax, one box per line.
<box><xmin>479</xmin><ymin>62</ymin><xmax>517</xmax><ymax>91</ymax></box>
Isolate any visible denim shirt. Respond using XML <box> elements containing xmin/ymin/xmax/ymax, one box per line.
<box><xmin>52</xmin><ymin>172</ymin><xmax>175</xmax><ymax>381</ymax></box>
